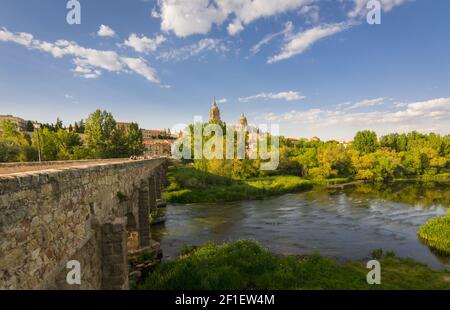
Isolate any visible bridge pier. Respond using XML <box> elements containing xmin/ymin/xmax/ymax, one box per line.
<box><xmin>101</xmin><ymin>218</ymin><xmax>128</xmax><ymax>290</ymax></box>
<box><xmin>154</xmin><ymin>170</ymin><xmax>162</xmax><ymax>200</ymax></box>
<box><xmin>138</xmin><ymin>180</ymin><xmax>151</xmax><ymax>248</ymax></box>
<box><xmin>149</xmin><ymin>174</ymin><xmax>157</xmax><ymax>212</ymax></box>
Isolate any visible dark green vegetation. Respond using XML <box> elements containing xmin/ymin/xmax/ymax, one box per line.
<box><xmin>140</xmin><ymin>240</ymin><xmax>450</xmax><ymax>290</ymax></box>
<box><xmin>162</xmin><ymin>163</ymin><xmax>313</xmax><ymax>203</ymax></box>
<box><xmin>182</xmin><ymin>128</ymin><xmax>450</xmax><ymax>182</ymax></box>
<box><xmin>419</xmin><ymin>215</ymin><xmax>450</xmax><ymax>256</ymax></box>
<box><xmin>0</xmin><ymin>109</ymin><xmax>146</xmax><ymax>162</ymax></box>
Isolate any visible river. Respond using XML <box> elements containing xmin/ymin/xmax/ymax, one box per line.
<box><xmin>151</xmin><ymin>182</ymin><xmax>450</xmax><ymax>269</ymax></box>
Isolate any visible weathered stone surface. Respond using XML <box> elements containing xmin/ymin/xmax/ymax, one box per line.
<box><xmin>0</xmin><ymin>158</ymin><xmax>167</xmax><ymax>290</ymax></box>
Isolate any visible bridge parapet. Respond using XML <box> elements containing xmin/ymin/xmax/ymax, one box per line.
<box><xmin>0</xmin><ymin>158</ymin><xmax>167</xmax><ymax>289</ymax></box>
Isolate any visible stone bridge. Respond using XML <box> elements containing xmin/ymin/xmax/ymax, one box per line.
<box><xmin>0</xmin><ymin>158</ymin><xmax>168</xmax><ymax>289</ymax></box>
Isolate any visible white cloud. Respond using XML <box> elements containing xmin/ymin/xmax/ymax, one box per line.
<box><xmin>239</xmin><ymin>91</ymin><xmax>306</xmax><ymax>102</ymax></box>
<box><xmin>158</xmin><ymin>38</ymin><xmax>228</xmax><ymax>61</ymax></box>
<box><xmin>268</xmin><ymin>22</ymin><xmax>350</xmax><ymax>63</ymax></box>
<box><xmin>346</xmin><ymin>97</ymin><xmax>387</xmax><ymax>110</ymax></box>
<box><xmin>348</xmin><ymin>0</ymin><xmax>408</xmax><ymax>18</ymax></box>
<box><xmin>227</xmin><ymin>19</ymin><xmax>244</xmax><ymax>36</ymax></box>
<box><xmin>122</xmin><ymin>33</ymin><xmax>166</xmax><ymax>54</ymax></box>
<box><xmin>257</xmin><ymin>97</ymin><xmax>450</xmax><ymax>138</ymax></box>
<box><xmin>217</xmin><ymin>98</ymin><xmax>227</xmax><ymax>104</ymax></box>
<box><xmin>154</xmin><ymin>0</ymin><xmax>311</xmax><ymax>37</ymax></box>
<box><xmin>97</xmin><ymin>24</ymin><xmax>116</xmax><ymax>37</ymax></box>
<box><xmin>0</xmin><ymin>27</ymin><xmax>159</xmax><ymax>83</ymax></box>
<box><xmin>251</xmin><ymin>21</ymin><xmax>293</xmax><ymax>55</ymax></box>
<box><xmin>299</xmin><ymin>4</ymin><xmax>320</xmax><ymax>24</ymax></box>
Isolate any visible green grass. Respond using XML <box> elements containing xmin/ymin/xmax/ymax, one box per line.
<box><xmin>419</xmin><ymin>215</ymin><xmax>450</xmax><ymax>256</ymax></box>
<box><xmin>162</xmin><ymin>165</ymin><xmax>313</xmax><ymax>203</ymax></box>
<box><xmin>139</xmin><ymin>240</ymin><xmax>450</xmax><ymax>290</ymax></box>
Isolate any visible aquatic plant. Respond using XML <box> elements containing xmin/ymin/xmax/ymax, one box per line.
<box><xmin>418</xmin><ymin>215</ymin><xmax>450</xmax><ymax>256</ymax></box>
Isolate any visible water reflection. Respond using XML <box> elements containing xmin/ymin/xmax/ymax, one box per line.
<box><xmin>152</xmin><ymin>182</ymin><xmax>450</xmax><ymax>269</ymax></box>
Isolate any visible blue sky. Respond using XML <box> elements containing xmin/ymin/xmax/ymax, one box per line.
<box><xmin>0</xmin><ymin>0</ymin><xmax>449</xmax><ymax>140</ymax></box>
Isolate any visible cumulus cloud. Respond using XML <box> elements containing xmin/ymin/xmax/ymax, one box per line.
<box><xmin>239</xmin><ymin>91</ymin><xmax>306</xmax><ymax>102</ymax></box>
<box><xmin>154</xmin><ymin>0</ymin><xmax>311</xmax><ymax>37</ymax></box>
<box><xmin>258</xmin><ymin>97</ymin><xmax>450</xmax><ymax>137</ymax></box>
<box><xmin>0</xmin><ymin>27</ymin><xmax>159</xmax><ymax>83</ymax></box>
<box><xmin>268</xmin><ymin>22</ymin><xmax>350</xmax><ymax>63</ymax></box>
<box><xmin>122</xmin><ymin>33</ymin><xmax>166</xmax><ymax>54</ymax></box>
<box><xmin>158</xmin><ymin>38</ymin><xmax>228</xmax><ymax>61</ymax></box>
<box><xmin>97</xmin><ymin>24</ymin><xmax>116</xmax><ymax>37</ymax></box>
<box><xmin>348</xmin><ymin>0</ymin><xmax>408</xmax><ymax>18</ymax></box>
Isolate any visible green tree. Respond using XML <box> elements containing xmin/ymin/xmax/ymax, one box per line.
<box><xmin>126</xmin><ymin>123</ymin><xmax>144</xmax><ymax>156</ymax></box>
<box><xmin>0</xmin><ymin>140</ymin><xmax>20</xmax><ymax>162</ymax></box>
<box><xmin>0</xmin><ymin>120</ymin><xmax>32</xmax><ymax>162</ymax></box>
<box><xmin>25</xmin><ymin>121</ymin><xmax>35</xmax><ymax>132</ymax></box>
<box><xmin>84</xmin><ymin>110</ymin><xmax>117</xmax><ymax>158</ymax></box>
<box><xmin>353</xmin><ymin>130</ymin><xmax>378</xmax><ymax>154</ymax></box>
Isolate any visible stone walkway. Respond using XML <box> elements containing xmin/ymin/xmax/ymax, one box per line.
<box><xmin>0</xmin><ymin>159</ymin><xmax>130</xmax><ymax>176</ymax></box>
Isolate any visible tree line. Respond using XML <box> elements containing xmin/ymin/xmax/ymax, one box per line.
<box><xmin>0</xmin><ymin>110</ymin><xmax>144</xmax><ymax>162</ymax></box>
<box><xmin>278</xmin><ymin>130</ymin><xmax>450</xmax><ymax>181</ymax></box>
<box><xmin>184</xmin><ymin>126</ymin><xmax>450</xmax><ymax>182</ymax></box>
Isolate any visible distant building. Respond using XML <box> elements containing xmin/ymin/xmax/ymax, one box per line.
<box><xmin>239</xmin><ymin>113</ymin><xmax>248</xmax><ymax>127</ymax></box>
<box><xmin>116</xmin><ymin>122</ymin><xmax>132</xmax><ymax>132</ymax></box>
<box><xmin>0</xmin><ymin>115</ymin><xmax>28</xmax><ymax>132</ymax></box>
<box><xmin>143</xmin><ymin>139</ymin><xmax>172</xmax><ymax>157</ymax></box>
<box><xmin>141</xmin><ymin>129</ymin><xmax>172</xmax><ymax>140</ymax></box>
<box><xmin>339</xmin><ymin>140</ymin><xmax>352</xmax><ymax>148</ymax></box>
<box><xmin>210</xmin><ymin>100</ymin><xmax>221</xmax><ymax>124</ymax></box>
<box><xmin>287</xmin><ymin>138</ymin><xmax>301</xmax><ymax>145</ymax></box>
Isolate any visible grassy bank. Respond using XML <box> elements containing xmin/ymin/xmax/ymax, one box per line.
<box><xmin>162</xmin><ymin>164</ymin><xmax>313</xmax><ymax>203</ymax></box>
<box><xmin>139</xmin><ymin>240</ymin><xmax>450</xmax><ymax>290</ymax></box>
<box><xmin>419</xmin><ymin>214</ymin><xmax>450</xmax><ymax>256</ymax></box>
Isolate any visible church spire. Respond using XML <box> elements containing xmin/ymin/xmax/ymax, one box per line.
<box><xmin>210</xmin><ymin>98</ymin><xmax>221</xmax><ymax>124</ymax></box>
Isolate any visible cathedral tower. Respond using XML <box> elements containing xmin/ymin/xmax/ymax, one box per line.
<box><xmin>210</xmin><ymin>99</ymin><xmax>221</xmax><ymax>124</ymax></box>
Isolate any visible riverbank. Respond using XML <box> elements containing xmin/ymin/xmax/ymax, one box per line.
<box><xmin>162</xmin><ymin>164</ymin><xmax>313</xmax><ymax>203</ymax></box>
<box><xmin>163</xmin><ymin>163</ymin><xmax>450</xmax><ymax>204</ymax></box>
<box><xmin>139</xmin><ymin>240</ymin><xmax>450</xmax><ymax>290</ymax></box>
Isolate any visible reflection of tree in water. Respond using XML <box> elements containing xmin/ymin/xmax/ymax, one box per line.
<box><xmin>344</xmin><ymin>182</ymin><xmax>450</xmax><ymax>208</ymax></box>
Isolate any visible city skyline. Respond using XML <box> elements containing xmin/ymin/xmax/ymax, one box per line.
<box><xmin>0</xmin><ymin>0</ymin><xmax>449</xmax><ymax>140</ymax></box>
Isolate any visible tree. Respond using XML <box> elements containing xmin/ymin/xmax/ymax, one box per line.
<box><xmin>353</xmin><ymin>130</ymin><xmax>378</xmax><ymax>154</ymax></box>
<box><xmin>26</xmin><ymin>121</ymin><xmax>35</xmax><ymax>132</ymax></box>
<box><xmin>126</xmin><ymin>123</ymin><xmax>144</xmax><ymax>156</ymax></box>
<box><xmin>55</xmin><ymin>117</ymin><xmax>64</xmax><ymax>131</ymax></box>
<box><xmin>0</xmin><ymin>120</ymin><xmax>31</xmax><ymax>162</ymax></box>
<box><xmin>84</xmin><ymin>110</ymin><xmax>117</xmax><ymax>158</ymax></box>
<box><xmin>0</xmin><ymin>140</ymin><xmax>20</xmax><ymax>162</ymax></box>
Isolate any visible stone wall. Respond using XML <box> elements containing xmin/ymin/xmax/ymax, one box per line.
<box><xmin>0</xmin><ymin>159</ymin><xmax>167</xmax><ymax>289</ymax></box>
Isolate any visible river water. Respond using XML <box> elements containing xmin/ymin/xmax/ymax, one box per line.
<box><xmin>151</xmin><ymin>182</ymin><xmax>450</xmax><ymax>269</ymax></box>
